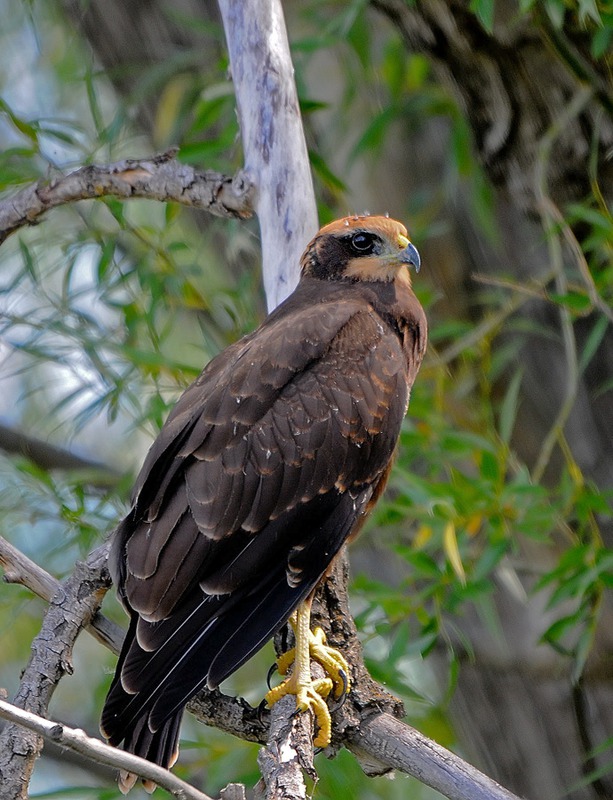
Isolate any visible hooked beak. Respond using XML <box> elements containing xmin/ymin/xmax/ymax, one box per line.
<box><xmin>397</xmin><ymin>233</ymin><xmax>421</xmax><ymax>273</ymax></box>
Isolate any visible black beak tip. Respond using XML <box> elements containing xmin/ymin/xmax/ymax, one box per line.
<box><xmin>401</xmin><ymin>242</ymin><xmax>421</xmax><ymax>272</ymax></box>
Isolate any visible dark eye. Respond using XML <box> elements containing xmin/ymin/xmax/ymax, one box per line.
<box><xmin>350</xmin><ymin>232</ymin><xmax>377</xmax><ymax>254</ymax></box>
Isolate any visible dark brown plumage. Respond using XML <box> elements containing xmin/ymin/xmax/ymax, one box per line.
<box><xmin>101</xmin><ymin>215</ymin><xmax>427</xmax><ymax>789</ymax></box>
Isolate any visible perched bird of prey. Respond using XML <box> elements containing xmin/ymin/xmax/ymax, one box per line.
<box><xmin>101</xmin><ymin>215</ymin><xmax>427</xmax><ymax>791</ymax></box>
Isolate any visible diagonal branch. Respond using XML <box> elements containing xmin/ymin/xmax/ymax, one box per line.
<box><xmin>0</xmin><ymin>422</ymin><xmax>121</xmax><ymax>488</ymax></box>
<box><xmin>347</xmin><ymin>714</ymin><xmax>521</xmax><ymax>800</ymax></box>
<box><xmin>0</xmin><ymin>698</ymin><xmax>214</xmax><ymax>800</ymax></box>
<box><xmin>0</xmin><ymin>149</ymin><xmax>254</xmax><ymax>246</ymax></box>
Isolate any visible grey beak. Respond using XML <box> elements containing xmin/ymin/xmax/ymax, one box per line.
<box><xmin>400</xmin><ymin>242</ymin><xmax>421</xmax><ymax>272</ymax></box>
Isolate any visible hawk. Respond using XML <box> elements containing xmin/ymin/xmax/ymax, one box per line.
<box><xmin>101</xmin><ymin>215</ymin><xmax>427</xmax><ymax>790</ymax></box>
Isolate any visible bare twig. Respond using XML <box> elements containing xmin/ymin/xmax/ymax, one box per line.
<box><xmin>0</xmin><ymin>421</ymin><xmax>121</xmax><ymax>488</ymax></box>
<box><xmin>0</xmin><ymin>534</ymin><xmax>60</xmax><ymax>603</ymax></box>
<box><xmin>0</xmin><ymin>535</ymin><xmax>123</xmax><ymax>656</ymax></box>
<box><xmin>0</xmin><ymin>698</ymin><xmax>213</xmax><ymax>800</ymax></box>
<box><xmin>532</xmin><ymin>87</ymin><xmax>593</xmax><ymax>481</ymax></box>
<box><xmin>347</xmin><ymin>714</ymin><xmax>521</xmax><ymax>800</ymax></box>
<box><xmin>0</xmin><ymin>150</ymin><xmax>254</xmax><ymax>246</ymax></box>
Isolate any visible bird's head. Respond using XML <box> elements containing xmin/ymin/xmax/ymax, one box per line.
<box><xmin>300</xmin><ymin>214</ymin><xmax>420</xmax><ymax>284</ymax></box>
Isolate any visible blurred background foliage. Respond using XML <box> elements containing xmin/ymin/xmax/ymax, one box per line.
<box><xmin>0</xmin><ymin>0</ymin><xmax>612</xmax><ymax>798</ymax></box>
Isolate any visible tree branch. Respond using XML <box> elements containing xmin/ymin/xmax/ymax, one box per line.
<box><xmin>217</xmin><ymin>0</ymin><xmax>318</xmax><ymax>311</ymax></box>
<box><xmin>0</xmin><ymin>150</ymin><xmax>254</xmax><ymax>246</ymax></box>
<box><xmin>0</xmin><ymin>545</ymin><xmax>112</xmax><ymax>799</ymax></box>
<box><xmin>0</xmin><ymin>698</ymin><xmax>214</xmax><ymax>800</ymax></box>
<box><xmin>257</xmin><ymin>694</ymin><xmax>316</xmax><ymax>800</ymax></box>
<box><xmin>0</xmin><ymin>535</ymin><xmax>123</xmax><ymax>656</ymax></box>
<box><xmin>1</xmin><ymin>535</ymin><xmax>524</xmax><ymax>799</ymax></box>
<box><xmin>0</xmin><ymin>421</ymin><xmax>121</xmax><ymax>488</ymax></box>
<box><xmin>347</xmin><ymin>714</ymin><xmax>521</xmax><ymax>800</ymax></box>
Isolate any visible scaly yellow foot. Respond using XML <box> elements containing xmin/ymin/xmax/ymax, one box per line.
<box><xmin>265</xmin><ymin>604</ymin><xmax>350</xmax><ymax>748</ymax></box>
<box><xmin>276</xmin><ymin>626</ymin><xmax>350</xmax><ymax>700</ymax></box>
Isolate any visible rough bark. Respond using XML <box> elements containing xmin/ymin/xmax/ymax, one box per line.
<box><xmin>0</xmin><ymin>547</ymin><xmax>111</xmax><ymax>799</ymax></box>
<box><xmin>0</xmin><ymin>151</ymin><xmax>253</xmax><ymax>245</ymax></box>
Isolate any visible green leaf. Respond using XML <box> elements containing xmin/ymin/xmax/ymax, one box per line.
<box><xmin>566</xmin><ymin>203</ymin><xmax>613</xmax><ymax>234</ymax></box>
<box><xmin>549</xmin><ymin>291</ymin><xmax>591</xmax><ymax>313</ymax></box>
<box><xmin>473</xmin><ymin>539</ymin><xmax>508</xmax><ymax>581</ymax></box>
<box><xmin>577</xmin><ymin>0</ymin><xmax>601</xmax><ymax>25</ymax></box>
<box><xmin>499</xmin><ymin>369</ymin><xmax>523</xmax><ymax>444</ymax></box>
<box><xmin>349</xmin><ymin>106</ymin><xmax>397</xmax><ymax>161</ymax></box>
<box><xmin>18</xmin><ymin>239</ymin><xmax>38</xmax><ymax>284</ymax></box>
<box><xmin>0</xmin><ymin>97</ymin><xmax>39</xmax><ymax>143</ymax></box>
<box><xmin>399</xmin><ymin>549</ymin><xmax>441</xmax><ymax>577</ymax></box>
<box><xmin>542</xmin><ymin>611</ymin><xmax>582</xmax><ymax>644</ymax></box>
<box><xmin>544</xmin><ymin>0</ymin><xmax>566</xmax><ymax>28</ymax></box>
<box><xmin>591</xmin><ymin>25</ymin><xmax>613</xmax><ymax>58</ymax></box>
<box><xmin>299</xmin><ymin>98</ymin><xmax>329</xmax><ymax>114</ymax></box>
<box><xmin>309</xmin><ymin>149</ymin><xmax>347</xmax><ymax>193</ymax></box>
<box><xmin>480</xmin><ymin>450</ymin><xmax>500</xmax><ymax>481</ymax></box>
<box><xmin>470</xmin><ymin>0</ymin><xmax>495</xmax><ymax>32</ymax></box>
<box><xmin>578</xmin><ymin>315</ymin><xmax>608</xmax><ymax>375</ymax></box>
<box><xmin>572</xmin><ymin>617</ymin><xmax>597</xmax><ymax>684</ymax></box>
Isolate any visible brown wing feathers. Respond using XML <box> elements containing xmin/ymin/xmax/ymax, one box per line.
<box><xmin>101</xmin><ymin>216</ymin><xmax>427</xmax><ymax>779</ymax></box>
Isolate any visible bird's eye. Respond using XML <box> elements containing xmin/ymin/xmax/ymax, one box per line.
<box><xmin>350</xmin><ymin>232</ymin><xmax>377</xmax><ymax>254</ymax></box>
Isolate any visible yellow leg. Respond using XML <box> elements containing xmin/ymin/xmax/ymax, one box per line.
<box><xmin>265</xmin><ymin>599</ymin><xmax>350</xmax><ymax>748</ymax></box>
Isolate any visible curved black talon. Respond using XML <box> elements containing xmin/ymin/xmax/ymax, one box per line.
<box><xmin>257</xmin><ymin>697</ymin><xmax>269</xmax><ymax>724</ymax></box>
<box><xmin>328</xmin><ymin>668</ymin><xmax>349</xmax><ymax>713</ymax></box>
<box><xmin>266</xmin><ymin>662</ymin><xmax>278</xmax><ymax>690</ymax></box>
